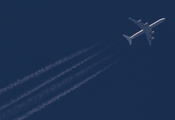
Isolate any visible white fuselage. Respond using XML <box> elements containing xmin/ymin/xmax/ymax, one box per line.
<box><xmin>130</xmin><ymin>18</ymin><xmax>165</xmax><ymax>39</ymax></box>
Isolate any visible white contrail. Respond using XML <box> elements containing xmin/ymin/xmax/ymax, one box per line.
<box><xmin>0</xmin><ymin>54</ymin><xmax>115</xmax><ymax>120</ymax></box>
<box><xmin>0</xmin><ymin>44</ymin><xmax>110</xmax><ymax>111</ymax></box>
<box><xmin>13</xmin><ymin>61</ymin><xmax>117</xmax><ymax>120</ymax></box>
<box><xmin>0</xmin><ymin>43</ymin><xmax>101</xmax><ymax>95</ymax></box>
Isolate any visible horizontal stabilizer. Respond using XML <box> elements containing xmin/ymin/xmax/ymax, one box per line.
<box><xmin>123</xmin><ymin>34</ymin><xmax>132</xmax><ymax>45</ymax></box>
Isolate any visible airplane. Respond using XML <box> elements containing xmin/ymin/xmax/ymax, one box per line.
<box><xmin>123</xmin><ymin>17</ymin><xmax>165</xmax><ymax>46</ymax></box>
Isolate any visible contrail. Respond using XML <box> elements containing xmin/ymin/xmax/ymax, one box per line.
<box><xmin>0</xmin><ymin>44</ymin><xmax>111</xmax><ymax>111</ymax></box>
<box><xmin>0</xmin><ymin>43</ymin><xmax>101</xmax><ymax>95</ymax></box>
<box><xmin>0</xmin><ymin>54</ymin><xmax>115</xmax><ymax>120</ymax></box>
<box><xmin>13</xmin><ymin>61</ymin><xmax>117</xmax><ymax>120</ymax></box>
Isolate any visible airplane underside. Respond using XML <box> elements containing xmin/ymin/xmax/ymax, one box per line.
<box><xmin>123</xmin><ymin>17</ymin><xmax>165</xmax><ymax>46</ymax></box>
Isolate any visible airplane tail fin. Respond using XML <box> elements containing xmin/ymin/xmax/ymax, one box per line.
<box><xmin>123</xmin><ymin>34</ymin><xmax>132</xmax><ymax>45</ymax></box>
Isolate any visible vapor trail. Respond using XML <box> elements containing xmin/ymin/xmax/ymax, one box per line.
<box><xmin>0</xmin><ymin>54</ymin><xmax>115</xmax><ymax>120</ymax></box>
<box><xmin>13</xmin><ymin>61</ymin><xmax>117</xmax><ymax>120</ymax></box>
<box><xmin>0</xmin><ymin>43</ymin><xmax>101</xmax><ymax>95</ymax></box>
<box><xmin>0</xmin><ymin>44</ymin><xmax>110</xmax><ymax>111</ymax></box>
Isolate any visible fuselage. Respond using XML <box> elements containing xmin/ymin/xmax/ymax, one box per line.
<box><xmin>130</xmin><ymin>18</ymin><xmax>165</xmax><ymax>39</ymax></box>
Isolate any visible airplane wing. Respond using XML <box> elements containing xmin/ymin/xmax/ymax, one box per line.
<box><xmin>129</xmin><ymin>17</ymin><xmax>149</xmax><ymax>29</ymax></box>
<box><xmin>129</xmin><ymin>17</ymin><xmax>154</xmax><ymax>46</ymax></box>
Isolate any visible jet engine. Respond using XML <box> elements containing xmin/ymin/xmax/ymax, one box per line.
<box><xmin>152</xmin><ymin>31</ymin><xmax>155</xmax><ymax>34</ymax></box>
<box><xmin>138</xmin><ymin>19</ymin><xmax>141</xmax><ymax>22</ymax></box>
<box><xmin>144</xmin><ymin>22</ymin><xmax>148</xmax><ymax>25</ymax></box>
<box><xmin>151</xmin><ymin>37</ymin><xmax>154</xmax><ymax>40</ymax></box>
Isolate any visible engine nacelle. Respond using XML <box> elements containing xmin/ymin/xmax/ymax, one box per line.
<box><xmin>152</xmin><ymin>31</ymin><xmax>155</xmax><ymax>34</ymax></box>
<box><xmin>144</xmin><ymin>22</ymin><xmax>148</xmax><ymax>25</ymax></box>
<box><xmin>138</xmin><ymin>19</ymin><xmax>141</xmax><ymax>22</ymax></box>
<box><xmin>151</xmin><ymin>37</ymin><xmax>154</xmax><ymax>40</ymax></box>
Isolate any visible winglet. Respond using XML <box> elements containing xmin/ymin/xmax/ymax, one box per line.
<box><xmin>123</xmin><ymin>34</ymin><xmax>132</xmax><ymax>45</ymax></box>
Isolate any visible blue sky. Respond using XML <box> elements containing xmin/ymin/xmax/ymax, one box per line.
<box><xmin>0</xmin><ymin>0</ymin><xmax>174</xmax><ymax>120</ymax></box>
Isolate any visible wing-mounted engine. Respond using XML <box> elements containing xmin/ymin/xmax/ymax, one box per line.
<box><xmin>151</xmin><ymin>31</ymin><xmax>155</xmax><ymax>34</ymax></box>
<box><xmin>144</xmin><ymin>22</ymin><xmax>148</xmax><ymax>25</ymax></box>
<box><xmin>151</xmin><ymin>37</ymin><xmax>154</xmax><ymax>40</ymax></box>
<box><xmin>138</xmin><ymin>19</ymin><xmax>141</xmax><ymax>22</ymax></box>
